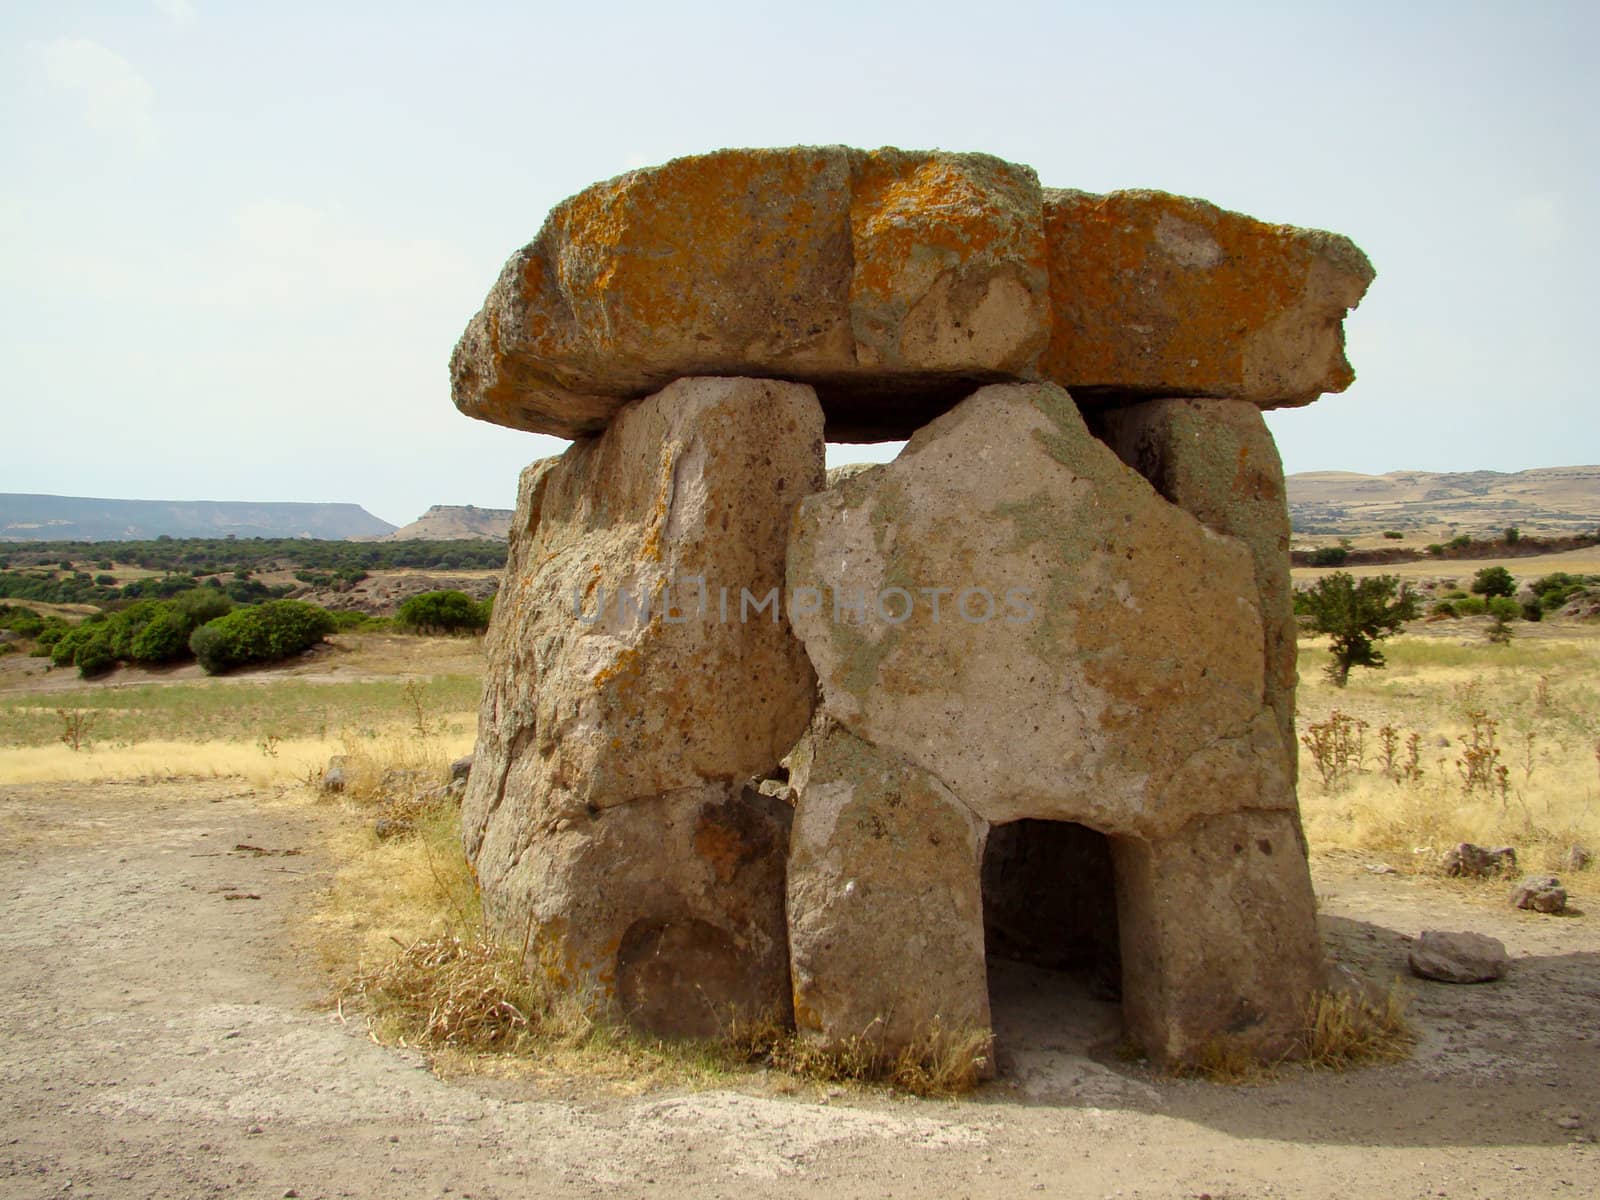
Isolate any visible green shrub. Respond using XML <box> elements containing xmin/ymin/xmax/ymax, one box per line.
<box><xmin>1453</xmin><ymin>596</ymin><xmax>1487</xmax><ymax>616</ymax></box>
<box><xmin>1446</xmin><ymin>534</ymin><xmax>1473</xmax><ymax>550</ymax></box>
<box><xmin>189</xmin><ymin>600</ymin><xmax>336</xmax><ymax>675</ymax></box>
<box><xmin>1430</xmin><ymin>600</ymin><xmax>1457</xmax><ymax>618</ymax></box>
<box><xmin>1381</xmin><ymin>530</ymin><xmax>1405</xmax><ymax>540</ymax></box>
<box><xmin>0</xmin><ymin>605</ymin><xmax>47</xmax><ymax>638</ymax></box>
<box><xmin>326</xmin><ymin>609</ymin><xmax>395</xmax><ymax>633</ymax></box>
<box><xmin>396</xmin><ymin>590</ymin><xmax>489</xmax><ymax>634</ymax></box>
<box><xmin>1309</xmin><ymin>547</ymin><xmax>1349</xmax><ymax>567</ymax></box>
<box><xmin>1425</xmin><ymin>544</ymin><xmax>1444</xmax><ymax>556</ymax></box>
<box><xmin>1295</xmin><ymin>572</ymin><xmax>1419</xmax><ymax>687</ymax></box>
<box><xmin>1470</xmin><ymin>565</ymin><xmax>1516</xmax><ymax>598</ymax></box>
<box><xmin>171</xmin><ymin>587</ymin><xmax>234</xmax><ymax>625</ymax></box>
<box><xmin>74</xmin><ymin>630</ymin><xmax>117</xmax><ymax>678</ymax></box>
<box><xmin>1530</xmin><ymin>572</ymin><xmax>1593</xmax><ymax>612</ymax></box>
<box><xmin>1486</xmin><ymin>596</ymin><xmax>1520</xmax><ymax>619</ymax></box>
<box><xmin>129</xmin><ymin>608</ymin><xmax>192</xmax><ymax>663</ymax></box>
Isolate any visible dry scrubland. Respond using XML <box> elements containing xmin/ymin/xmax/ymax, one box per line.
<box><xmin>1295</xmin><ymin>624</ymin><xmax>1600</xmax><ymax>872</ymax></box>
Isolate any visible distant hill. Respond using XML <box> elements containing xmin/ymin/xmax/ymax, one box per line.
<box><xmin>0</xmin><ymin>494</ymin><xmax>396</xmax><ymax>541</ymax></box>
<box><xmin>1287</xmin><ymin>467</ymin><xmax>1600</xmax><ymax>537</ymax></box>
<box><xmin>384</xmin><ymin>504</ymin><xmax>513</xmax><ymax>541</ymax></box>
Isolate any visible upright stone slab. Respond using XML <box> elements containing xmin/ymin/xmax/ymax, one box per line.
<box><xmin>786</xmin><ymin>719</ymin><xmax>990</xmax><ymax>1059</ymax></box>
<box><xmin>1089</xmin><ymin>398</ymin><xmax>1299</xmax><ymax>776</ymax></box>
<box><xmin>786</xmin><ymin>380</ymin><xmax>1282</xmax><ymax>839</ymax></box>
<box><xmin>1040</xmin><ymin>189</ymin><xmax>1375</xmax><ymax>406</ymax></box>
<box><xmin>462</xmin><ymin>375</ymin><xmax>824</xmax><ymax>1034</ymax></box>
<box><xmin>784</xmin><ymin>381</ymin><xmax>1322</xmax><ymax>1063</ymax></box>
<box><xmin>451</xmin><ymin>147</ymin><xmax>1050</xmax><ymax>442</ymax></box>
<box><xmin>1113</xmin><ymin>809</ymin><xmax>1325</xmax><ymax>1062</ymax></box>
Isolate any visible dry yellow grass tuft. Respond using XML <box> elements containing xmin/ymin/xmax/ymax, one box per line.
<box><xmin>1304</xmin><ymin>979</ymin><xmax>1415</xmax><ymax>1070</ymax></box>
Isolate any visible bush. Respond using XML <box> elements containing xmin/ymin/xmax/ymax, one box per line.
<box><xmin>396</xmin><ymin>590</ymin><xmax>490</xmax><ymax>634</ymax></box>
<box><xmin>0</xmin><ymin>604</ymin><xmax>47</xmax><ymax>638</ymax></box>
<box><xmin>1430</xmin><ymin>600</ymin><xmax>1457</xmax><ymax>618</ymax></box>
<box><xmin>1453</xmin><ymin>596</ymin><xmax>1487</xmax><ymax>616</ymax></box>
<box><xmin>171</xmin><ymin>587</ymin><xmax>233</xmax><ymax>625</ymax></box>
<box><xmin>1530</xmin><ymin>572</ymin><xmax>1593</xmax><ymax>612</ymax></box>
<box><xmin>1382</xmin><ymin>530</ymin><xmax>1405</xmax><ymax>540</ymax></box>
<box><xmin>1486</xmin><ymin>596</ymin><xmax>1520</xmax><ymax>620</ymax></box>
<box><xmin>189</xmin><ymin>600</ymin><xmax>336</xmax><ymax>675</ymax></box>
<box><xmin>1470</xmin><ymin>565</ymin><xmax>1516</xmax><ymax>598</ymax></box>
<box><xmin>1296</xmin><ymin>572</ymin><xmax>1418</xmax><ymax>687</ymax></box>
<box><xmin>73</xmin><ymin>630</ymin><xmax>117</xmax><ymax>678</ymax></box>
<box><xmin>1309</xmin><ymin>547</ymin><xmax>1349</xmax><ymax>567</ymax></box>
<box><xmin>129</xmin><ymin>608</ymin><xmax>192</xmax><ymax>663</ymax></box>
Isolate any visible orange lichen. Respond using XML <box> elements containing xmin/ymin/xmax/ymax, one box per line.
<box><xmin>693</xmin><ymin>816</ymin><xmax>752</xmax><ymax>884</ymax></box>
<box><xmin>1040</xmin><ymin>191</ymin><xmax>1328</xmax><ymax>394</ymax></box>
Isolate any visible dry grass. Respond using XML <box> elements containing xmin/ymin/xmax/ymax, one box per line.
<box><xmin>1176</xmin><ymin>978</ymin><xmax>1415</xmax><ymax>1084</ymax></box>
<box><xmin>1296</xmin><ymin>624</ymin><xmax>1600</xmax><ymax>871</ymax></box>
<box><xmin>1304</xmin><ymin>979</ymin><xmax>1415</xmax><ymax>1070</ymax></box>
<box><xmin>728</xmin><ymin>1015</ymin><xmax>992</xmax><ymax>1098</ymax></box>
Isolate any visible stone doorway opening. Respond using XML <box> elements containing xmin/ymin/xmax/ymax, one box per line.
<box><xmin>981</xmin><ymin>819</ymin><xmax>1125</xmax><ymax>1076</ymax></box>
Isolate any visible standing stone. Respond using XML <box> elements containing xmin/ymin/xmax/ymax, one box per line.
<box><xmin>462</xmin><ymin>376</ymin><xmax>823</xmax><ymax>1034</ymax></box>
<box><xmin>1090</xmin><ymin>398</ymin><xmax>1299</xmax><ymax>779</ymax></box>
<box><xmin>784</xmin><ymin>381</ymin><xmax>1321</xmax><ymax>1063</ymax></box>
<box><xmin>450</xmin><ymin>147</ymin><xmax>1050</xmax><ymax>442</ymax></box>
<box><xmin>786</xmin><ymin>380</ymin><xmax>1284</xmax><ymax>839</ymax></box>
<box><xmin>509</xmin><ymin>782</ymin><xmax>794</xmax><ymax>1037</ymax></box>
<box><xmin>786</xmin><ymin>719</ymin><xmax>991</xmax><ymax>1061</ymax></box>
<box><xmin>1113</xmin><ymin>810</ymin><xmax>1326</xmax><ymax>1062</ymax></box>
<box><xmin>1040</xmin><ymin>189</ymin><xmax>1375</xmax><ymax>407</ymax></box>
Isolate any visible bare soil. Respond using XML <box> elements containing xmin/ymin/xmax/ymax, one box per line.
<box><xmin>2</xmin><ymin>780</ymin><xmax>1597</xmax><ymax>1199</ymax></box>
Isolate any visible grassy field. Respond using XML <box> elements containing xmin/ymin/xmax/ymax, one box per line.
<box><xmin>1295</xmin><ymin>623</ymin><xmax>1600</xmax><ymax>871</ymax></box>
<box><xmin>0</xmin><ymin>633</ymin><xmax>481</xmax><ymax>785</ymax></box>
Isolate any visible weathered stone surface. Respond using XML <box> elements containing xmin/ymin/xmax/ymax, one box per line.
<box><xmin>1443</xmin><ymin>842</ymin><xmax>1518</xmax><ymax>878</ymax></box>
<box><xmin>1089</xmin><ymin>398</ymin><xmax>1298</xmax><ymax>773</ymax></box>
<box><xmin>786</xmin><ymin>719</ymin><xmax>990</xmax><ymax>1058</ymax></box>
<box><xmin>451</xmin><ymin>147</ymin><xmax>1049</xmax><ymax>442</ymax></box>
<box><xmin>461</xmin><ymin>377</ymin><xmax>823</xmax><ymax>1033</ymax></box>
<box><xmin>785</xmin><ymin>381</ymin><xmax>1287</xmax><ymax>839</ymax></box>
<box><xmin>1113</xmin><ymin>809</ymin><xmax>1324</xmax><ymax>1062</ymax></box>
<box><xmin>1511</xmin><ymin>875</ymin><xmax>1568</xmax><ymax>913</ymax></box>
<box><xmin>1408</xmin><ymin>930</ymin><xmax>1510</xmax><ymax>983</ymax></box>
<box><xmin>1040</xmin><ymin>189</ymin><xmax>1374</xmax><ymax>407</ymax></box>
<box><xmin>499</xmin><ymin>782</ymin><xmax>794</xmax><ymax>1036</ymax></box>
<box><xmin>463</xmin><ymin>375</ymin><xmax>823</xmax><ymax>871</ymax></box>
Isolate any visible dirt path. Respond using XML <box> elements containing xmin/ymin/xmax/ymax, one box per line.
<box><xmin>2</xmin><ymin>781</ymin><xmax>1597</xmax><ymax>1199</ymax></box>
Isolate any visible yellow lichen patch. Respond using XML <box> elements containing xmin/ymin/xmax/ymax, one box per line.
<box><xmin>1040</xmin><ymin>190</ymin><xmax>1365</xmax><ymax>400</ymax></box>
<box><xmin>848</xmin><ymin>151</ymin><xmax>1045</xmax><ymax>344</ymax></box>
<box><xmin>544</xmin><ymin>148</ymin><xmax>846</xmax><ymax>359</ymax></box>
<box><xmin>693</xmin><ymin>814</ymin><xmax>753</xmax><ymax>885</ymax></box>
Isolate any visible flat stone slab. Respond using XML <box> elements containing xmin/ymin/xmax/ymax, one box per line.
<box><xmin>452</xmin><ymin>146</ymin><xmax>1049</xmax><ymax>441</ymax></box>
<box><xmin>451</xmin><ymin>148</ymin><xmax>1373</xmax><ymax>442</ymax></box>
<box><xmin>1041</xmin><ymin>189</ymin><xmax>1374</xmax><ymax>407</ymax></box>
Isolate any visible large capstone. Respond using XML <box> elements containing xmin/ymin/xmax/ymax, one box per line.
<box><xmin>452</xmin><ymin>147</ymin><xmax>1050</xmax><ymax>442</ymax></box>
<box><xmin>1041</xmin><ymin>189</ymin><xmax>1374</xmax><ymax>407</ymax></box>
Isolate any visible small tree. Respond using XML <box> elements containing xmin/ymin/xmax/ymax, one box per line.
<box><xmin>1296</xmin><ymin>571</ymin><xmax>1419</xmax><ymax>687</ymax></box>
<box><xmin>1471</xmin><ymin>565</ymin><xmax>1515</xmax><ymax>598</ymax></box>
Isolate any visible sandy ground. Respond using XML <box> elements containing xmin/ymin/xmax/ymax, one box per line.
<box><xmin>2</xmin><ymin>780</ymin><xmax>1597</xmax><ymax>1200</ymax></box>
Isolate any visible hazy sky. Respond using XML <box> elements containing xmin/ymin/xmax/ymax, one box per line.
<box><xmin>4</xmin><ymin>1</ymin><xmax>1595</xmax><ymax>526</ymax></box>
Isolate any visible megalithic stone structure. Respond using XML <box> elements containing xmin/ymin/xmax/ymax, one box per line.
<box><xmin>453</xmin><ymin>146</ymin><xmax>1374</xmax><ymax>1067</ymax></box>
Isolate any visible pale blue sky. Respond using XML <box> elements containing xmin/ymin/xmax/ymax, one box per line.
<box><xmin>4</xmin><ymin>1</ymin><xmax>1594</xmax><ymax>525</ymax></box>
